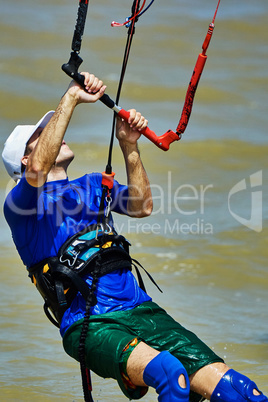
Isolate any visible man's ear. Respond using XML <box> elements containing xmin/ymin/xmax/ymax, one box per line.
<box><xmin>21</xmin><ymin>155</ymin><xmax>29</xmax><ymax>167</ymax></box>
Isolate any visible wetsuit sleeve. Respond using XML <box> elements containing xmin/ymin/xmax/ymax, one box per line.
<box><xmin>111</xmin><ymin>180</ymin><xmax>129</xmax><ymax>215</ymax></box>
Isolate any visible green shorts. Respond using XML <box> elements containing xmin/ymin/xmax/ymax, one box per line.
<box><xmin>63</xmin><ymin>301</ymin><xmax>223</xmax><ymax>400</ymax></box>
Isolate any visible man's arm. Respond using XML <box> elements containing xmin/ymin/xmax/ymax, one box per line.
<box><xmin>116</xmin><ymin>110</ymin><xmax>153</xmax><ymax>218</ymax></box>
<box><xmin>26</xmin><ymin>73</ymin><xmax>106</xmax><ymax>187</ymax></box>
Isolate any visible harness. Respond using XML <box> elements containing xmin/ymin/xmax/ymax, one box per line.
<box><xmin>28</xmin><ymin>224</ymin><xmax>160</xmax><ymax>329</ymax></box>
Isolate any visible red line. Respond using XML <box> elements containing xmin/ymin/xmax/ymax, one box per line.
<box><xmin>212</xmin><ymin>0</ymin><xmax>221</xmax><ymax>24</ymax></box>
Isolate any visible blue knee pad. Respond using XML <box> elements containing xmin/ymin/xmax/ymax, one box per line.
<box><xmin>211</xmin><ymin>369</ymin><xmax>268</xmax><ymax>402</ymax></box>
<box><xmin>143</xmin><ymin>351</ymin><xmax>190</xmax><ymax>402</ymax></box>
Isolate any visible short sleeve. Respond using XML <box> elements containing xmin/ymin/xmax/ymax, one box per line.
<box><xmin>4</xmin><ymin>173</ymin><xmax>40</xmax><ymax>231</ymax></box>
<box><xmin>111</xmin><ymin>180</ymin><xmax>129</xmax><ymax>215</ymax></box>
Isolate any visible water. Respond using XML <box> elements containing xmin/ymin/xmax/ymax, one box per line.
<box><xmin>0</xmin><ymin>0</ymin><xmax>267</xmax><ymax>400</ymax></box>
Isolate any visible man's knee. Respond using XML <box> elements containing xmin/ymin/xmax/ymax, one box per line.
<box><xmin>211</xmin><ymin>369</ymin><xmax>268</xmax><ymax>402</ymax></box>
<box><xmin>143</xmin><ymin>351</ymin><xmax>190</xmax><ymax>401</ymax></box>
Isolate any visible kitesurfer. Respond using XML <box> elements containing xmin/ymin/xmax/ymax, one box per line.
<box><xmin>2</xmin><ymin>73</ymin><xmax>267</xmax><ymax>402</ymax></box>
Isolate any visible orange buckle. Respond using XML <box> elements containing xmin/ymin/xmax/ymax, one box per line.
<box><xmin>101</xmin><ymin>171</ymin><xmax>115</xmax><ymax>189</ymax></box>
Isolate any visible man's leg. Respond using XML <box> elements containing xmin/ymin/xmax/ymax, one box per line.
<box><xmin>127</xmin><ymin>343</ymin><xmax>267</xmax><ymax>401</ymax></box>
<box><xmin>189</xmin><ymin>362</ymin><xmax>230</xmax><ymax>398</ymax></box>
<box><xmin>127</xmin><ymin>341</ymin><xmax>190</xmax><ymax>401</ymax></box>
<box><xmin>189</xmin><ymin>363</ymin><xmax>267</xmax><ymax>401</ymax></box>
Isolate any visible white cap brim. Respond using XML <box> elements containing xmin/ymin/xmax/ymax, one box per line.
<box><xmin>2</xmin><ymin>110</ymin><xmax>54</xmax><ymax>181</ymax></box>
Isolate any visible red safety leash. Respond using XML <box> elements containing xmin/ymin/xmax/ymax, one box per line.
<box><xmin>176</xmin><ymin>0</ymin><xmax>221</xmax><ymax>135</ymax></box>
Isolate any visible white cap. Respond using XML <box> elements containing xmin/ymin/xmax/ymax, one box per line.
<box><xmin>2</xmin><ymin>111</ymin><xmax>54</xmax><ymax>181</ymax></box>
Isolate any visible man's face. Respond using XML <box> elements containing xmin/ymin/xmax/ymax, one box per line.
<box><xmin>25</xmin><ymin>127</ymin><xmax>75</xmax><ymax>167</ymax></box>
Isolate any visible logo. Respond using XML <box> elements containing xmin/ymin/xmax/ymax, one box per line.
<box><xmin>228</xmin><ymin>170</ymin><xmax>263</xmax><ymax>232</ymax></box>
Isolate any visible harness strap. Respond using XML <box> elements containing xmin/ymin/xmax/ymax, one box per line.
<box><xmin>54</xmin><ymin>278</ymin><xmax>68</xmax><ymax>314</ymax></box>
<box><xmin>50</xmin><ymin>260</ymin><xmax>91</xmax><ymax>301</ymax></box>
<box><xmin>44</xmin><ymin>302</ymin><xmax>60</xmax><ymax>328</ymax></box>
<box><xmin>132</xmin><ymin>258</ymin><xmax>162</xmax><ymax>293</ymax></box>
<box><xmin>31</xmin><ymin>258</ymin><xmax>92</xmax><ymax>327</ymax></box>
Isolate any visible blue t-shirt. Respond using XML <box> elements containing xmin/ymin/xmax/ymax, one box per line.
<box><xmin>4</xmin><ymin>173</ymin><xmax>151</xmax><ymax>336</ymax></box>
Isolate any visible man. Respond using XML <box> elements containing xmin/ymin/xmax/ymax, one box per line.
<box><xmin>2</xmin><ymin>72</ymin><xmax>267</xmax><ymax>402</ymax></box>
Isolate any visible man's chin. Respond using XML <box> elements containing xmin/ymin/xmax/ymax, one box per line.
<box><xmin>55</xmin><ymin>153</ymin><xmax>75</xmax><ymax>168</ymax></box>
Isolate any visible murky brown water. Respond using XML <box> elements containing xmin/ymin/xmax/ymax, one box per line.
<box><xmin>0</xmin><ymin>0</ymin><xmax>267</xmax><ymax>400</ymax></box>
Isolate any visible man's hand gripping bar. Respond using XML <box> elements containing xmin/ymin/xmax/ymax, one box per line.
<box><xmin>62</xmin><ymin>52</ymin><xmax>180</xmax><ymax>151</ymax></box>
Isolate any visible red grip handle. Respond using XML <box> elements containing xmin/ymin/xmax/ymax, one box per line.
<box><xmin>117</xmin><ymin>109</ymin><xmax>180</xmax><ymax>151</ymax></box>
